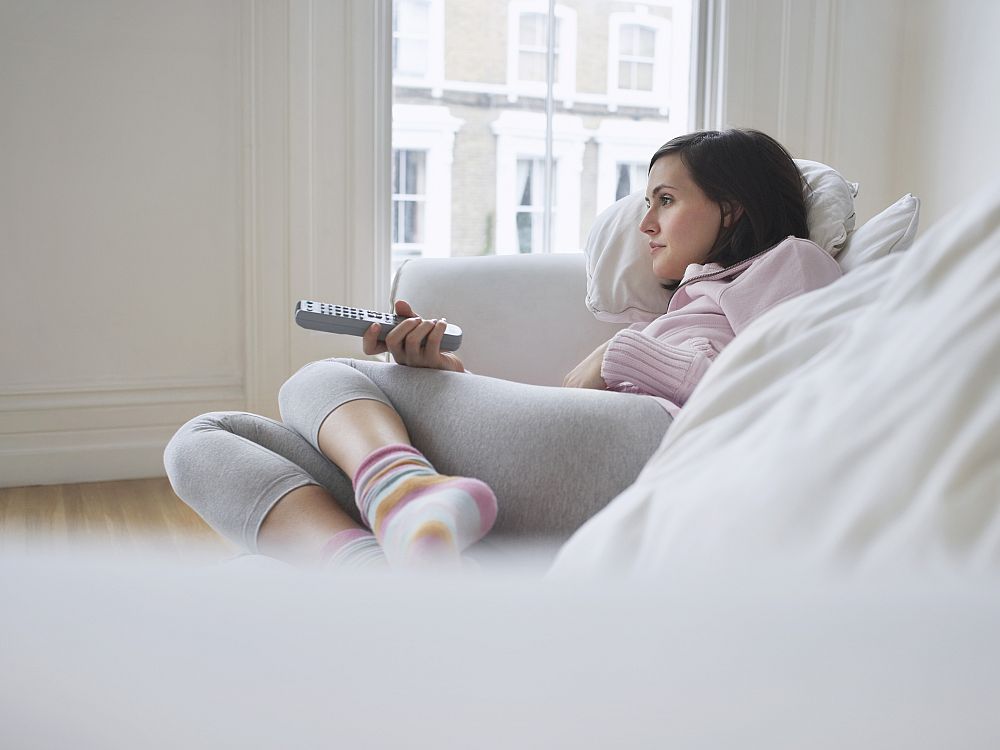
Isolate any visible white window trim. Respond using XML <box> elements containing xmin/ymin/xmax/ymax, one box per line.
<box><xmin>492</xmin><ymin>111</ymin><xmax>588</xmax><ymax>254</ymax></box>
<box><xmin>392</xmin><ymin>0</ymin><xmax>445</xmax><ymax>97</ymax></box>
<box><xmin>506</xmin><ymin>1</ymin><xmax>577</xmax><ymax>106</ymax></box>
<box><xmin>392</xmin><ymin>104</ymin><xmax>463</xmax><ymax>259</ymax></box>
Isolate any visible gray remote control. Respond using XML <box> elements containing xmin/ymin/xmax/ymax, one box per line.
<box><xmin>294</xmin><ymin>300</ymin><xmax>463</xmax><ymax>351</ymax></box>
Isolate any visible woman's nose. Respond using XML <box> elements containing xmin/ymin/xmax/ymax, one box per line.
<box><xmin>639</xmin><ymin>206</ymin><xmax>657</xmax><ymax>235</ymax></box>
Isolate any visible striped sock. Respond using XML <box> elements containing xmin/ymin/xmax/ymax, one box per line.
<box><xmin>353</xmin><ymin>444</ymin><xmax>498</xmax><ymax>567</ymax></box>
<box><xmin>319</xmin><ymin>528</ymin><xmax>387</xmax><ymax>570</ymax></box>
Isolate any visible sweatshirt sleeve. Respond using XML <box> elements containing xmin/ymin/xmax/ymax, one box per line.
<box><xmin>601</xmin><ymin>330</ymin><xmax>728</xmax><ymax>407</ymax></box>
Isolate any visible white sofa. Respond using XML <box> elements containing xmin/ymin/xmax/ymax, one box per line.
<box><xmin>394</xmin><ymin>181</ymin><xmax>1000</xmax><ymax>578</ymax></box>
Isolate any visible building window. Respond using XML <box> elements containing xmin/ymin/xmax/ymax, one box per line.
<box><xmin>392</xmin><ymin>149</ymin><xmax>427</xmax><ymax>263</ymax></box>
<box><xmin>594</xmin><ymin>120</ymin><xmax>683</xmax><ymax>213</ymax></box>
<box><xmin>517</xmin><ymin>13</ymin><xmax>560</xmax><ymax>84</ymax></box>
<box><xmin>515</xmin><ymin>157</ymin><xmax>550</xmax><ymax>253</ymax></box>
<box><xmin>607</xmin><ymin>11</ymin><xmax>671</xmax><ymax>112</ymax></box>
<box><xmin>507</xmin><ymin>2</ymin><xmax>577</xmax><ymax>105</ymax></box>
<box><xmin>391</xmin><ymin>105</ymin><xmax>463</xmax><ymax>274</ymax></box>
<box><xmin>615</xmin><ymin>161</ymin><xmax>648</xmax><ymax>201</ymax></box>
<box><xmin>493</xmin><ymin>111</ymin><xmax>586</xmax><ymax>255</ymax></box>
<box><xmin>392</xmin><ymin>0</ymin><xmax>444</xmax><ymax>94</ymax></box>
<box><xmin>617</xmin><ymin>24</ymin><xmax>656</xmax><ymax>92</ymax></box>
<box><xmin>393</xmin><ymin>0</ymin><xmax>429</xmax><ymax>78</ymax></box>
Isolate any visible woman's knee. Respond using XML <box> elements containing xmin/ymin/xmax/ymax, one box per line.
<box><xmin>163</xmin><ymin>411</ymin><xmax>244</xmax><ymax>490</ymax></box>
<box><xmin>276</xmin><ymin>357</ymin><xmax>365</xmax><ymax>423</ymax></box>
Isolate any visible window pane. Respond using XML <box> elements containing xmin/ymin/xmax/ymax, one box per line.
<box><xmin>619</xmin><ymin>25</ymin><xmax>636</xmax><ymax>56</ymax></box>
<box><xmin>520</xmin><ymin>13</ymin><xmax>545</xmax><ymax>47</ymax></box>
<box><xmin>638</xmin><ymin>27</ymin><xmax>655</xmax><ymax>57</ymax></box>
<box><xmin>396</xmin><ymin>39</ymin><xmax>428</xmax><ymax>77</ymax></box>
<box><xmin>519</xmin><ymin>51</ymin><xmax>546</xmax><ymax>83</ymax></box>
<box><xmin>396</xmin><ymin>0</ymin><xmax>429</xmax><ymax>36</ymax></box>
<box><xmin>635</xmin><ymin>62</ymin><xmax>653</xmax><ymax>91</ymax></box>
<box><xmin>393</xmin><ymin>0</ymin><xmax>431</xmax><ymax>77</ymax></box>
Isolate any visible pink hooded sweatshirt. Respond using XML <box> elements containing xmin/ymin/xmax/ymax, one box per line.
<box><xmin>600</xmin><ymin>236</ymin><xmax>842</xmax><ymax>417</ymax></box>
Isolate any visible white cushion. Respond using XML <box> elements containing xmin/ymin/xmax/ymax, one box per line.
<box><xmin>837</xmin><ymin>194</ymin><xmax>921</xmax><ymax>273</ymax></box>
<box><xmin>584</xmin><ymin>159</ymin><xmax>859</xmax><ymax>323</ymax></box>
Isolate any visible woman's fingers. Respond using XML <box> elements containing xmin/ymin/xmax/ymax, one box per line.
<box><xmin>384</xmin><ymin>316</ymin><xmax>420</xmax><ymax>361</ymax></box>
<box><xmin>427</xmin><ymin>319</ymin><xmax>447</xmax><ymax>354</ymax></box>
<box><xmin>404</xmin><ymin>318</ymin><xmax>437</xmax><ymax>362</ymax></box>
<box><xmin>362</xmin><ymin>323</ymin><xmax>387</xmax><ymax>356</ymax></box>
<box><xmin>383</xmin><ymin>316</ymin><xmax>449</xmax><ymax>367</ymax></box>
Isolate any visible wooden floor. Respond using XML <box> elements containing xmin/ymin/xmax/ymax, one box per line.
<box><xmin>0</xmin><ymin>477</ymin><xmax>238</xmax><ymax>562</ymax></box>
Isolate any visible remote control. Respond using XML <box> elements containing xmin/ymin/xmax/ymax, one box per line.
<box><xmin>294</xmin><ymin>300</ymin><xmax>463</xmax><ymax>351</ymax></box>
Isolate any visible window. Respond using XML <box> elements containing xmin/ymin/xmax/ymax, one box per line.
<box><xmin>391</xmin><ymin>104</ymin><xmax>463</xmax><ymax>272</ymax></box>
<box><xmin>617</xmin><ymin>25</ymin><xmax>656</xmax><ymax>92</ymax></box>
<box><xmin>390</xmin><ymin>1</ymin><xmax>694</xmax><ymax>282</ymax></box>
<box><xmin>492</xmin><ymin>111</ymin><xmax>586</xmax><ymax>255</ymax></box>
<box><xmin>517</xmin><ymin>13</ymin><xmax>559</xmax><ymax>84</ymax></box>
<box><xmin>594</xmin><ymin>120</ymin><xmax>679</xmax><ymax>213</ymax></box>
<box><xmin>506</xmin><ymin>2</ymin><xmax>577</xmax><ymax>104</ymax></box>
<box><xmin>616</xmin><ymin>161</ymin><xmax>648</xmax><ymax>201</ymax></box>
<box><xmin>392</xmin><ymin>0</ymin><xmax>430</xmax><ymax>78</ymax></box>
<box><xmin>391</xmin><ymin>149</ymin><xmax>427</xmax><ymax>271</ymax></box>
<box><xmin>392</xmin><ymin>0</ymin><xmax>444</xmax><ymax>94</ymax></box>
<box><xmin>607</xmin><ymin>11</ymin><xmax>672</xmax><ymax>112</ymax></box>
<box><xmin>515</xmin><ymin>157</ymin><xmax>549</xmax><ymax>253</ymax></box>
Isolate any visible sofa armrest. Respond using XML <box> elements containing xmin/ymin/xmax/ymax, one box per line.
<box><xmin>391</xmin><ymin>252</ymin><xmax>625</xmax><ymax>385</ymax></box>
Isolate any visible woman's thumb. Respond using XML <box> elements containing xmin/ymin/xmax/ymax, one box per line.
<box><xmin>394</xmin><ymin>299</ymin><xmax>416</xmax><ymax>318</ymax></box>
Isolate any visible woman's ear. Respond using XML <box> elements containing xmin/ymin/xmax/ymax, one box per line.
<box><xmin>721</xmin><ymin>201</ymin><xmax>744</xmax><ymax>228</ymax></box>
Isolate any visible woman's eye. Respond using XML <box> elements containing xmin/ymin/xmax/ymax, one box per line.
<box><xmin>660</xmin><ymin>196</ymin><xmax>673</xmax><ymax>206</ymax></box>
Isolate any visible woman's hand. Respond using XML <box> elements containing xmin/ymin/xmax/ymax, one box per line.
<box><xmin>562</xmin><ymin>340</ymin><xmax>610</xmax><ymax>389</ymax></box>
<box><xmin>362</xmin><ymin>299</ymin><xmax>465</xmax><ymax>373</ymax></box>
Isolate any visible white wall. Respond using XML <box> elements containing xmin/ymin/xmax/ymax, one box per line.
<box><xmin>725</xmin><ymin>0</ymin><xmax>1000</xmax><ymax>228</ymax></box>
<box><xmin>893</xmin><ymin>0</ymin><xmax>1000</xmax><ymax>227</ymax></box>
<box><xmin>0</xmin><ymin>0</ymin><xmax>389</xmax><ymax>487</ymax></box>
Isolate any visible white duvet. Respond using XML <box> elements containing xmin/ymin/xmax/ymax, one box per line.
<box><xmin>551</xmin><ymin>181</ymin><xmax>1000</xmax><ymax>577</ymax></box>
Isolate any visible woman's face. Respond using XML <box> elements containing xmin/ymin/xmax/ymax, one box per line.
<box><xmin>640</xmin><ymin>153</ymin><xmax>726</xmax><ymax>282</ymax></box>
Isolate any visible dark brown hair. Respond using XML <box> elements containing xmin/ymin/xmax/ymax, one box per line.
<box><xmin>649</xmin><ymin>129</ymin><xmax>809</xmax><ymax>275</ymax></box>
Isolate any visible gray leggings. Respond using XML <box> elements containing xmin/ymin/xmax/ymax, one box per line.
<box><xmin>163</xmin><ymin>358</ymin><xmax>671</xmax><ymax>555</ymax></box>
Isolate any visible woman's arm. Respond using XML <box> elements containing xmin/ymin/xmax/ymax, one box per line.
<box><xmin>562</xmin><ymin>339</ymin><xmax>612</xmax><ymax>389</ymax></box>
<box><xmin>601</xmin><ymin>330</ymin><xmax>724</xmax><ymax>406</ymax></box>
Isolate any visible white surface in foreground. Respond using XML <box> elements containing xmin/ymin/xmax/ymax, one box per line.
<box><xmin>1</xmin><ymin>545</ymin><xmax>998</xmax><ymax>749</ymax></box>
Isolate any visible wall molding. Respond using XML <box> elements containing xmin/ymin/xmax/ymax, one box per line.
<box><xmin>0</xmin><ymin>378</ymin><xmax>243</xmax><ymax>412</ymax></box>
<box><xmin>0</xmin><ymin>425</ymin><xmax>194</xmax><ymax>487</ymax></box>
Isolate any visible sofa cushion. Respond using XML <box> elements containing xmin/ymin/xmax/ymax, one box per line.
<box><xmin>837</xmin><ymin>193</ymin><xmax>921</xmax><ymax>272</ymax></box>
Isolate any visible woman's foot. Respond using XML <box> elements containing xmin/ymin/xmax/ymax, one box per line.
<box><xmin>353</xmin><ymin>444</ymin><xmax>498</xmax><ymax>568</ymax></box>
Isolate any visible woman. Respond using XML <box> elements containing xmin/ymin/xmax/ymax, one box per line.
<box><xmin>164</xmin><ymin>129</ymin><xmax>841</xmax><ymax>570</ymax></box>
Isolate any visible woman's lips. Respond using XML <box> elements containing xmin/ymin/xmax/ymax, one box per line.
<box><xmin>649</xmin><ymin>242</ymin><xmax>665</xmax><ymax>255</ymax></box>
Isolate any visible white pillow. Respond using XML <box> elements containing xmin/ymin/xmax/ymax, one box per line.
<box><xmin>836</xmin><ymin>194</ymin><xmax>921</xmax><ymax>273</ymax></box>
<box><xmin>584</xmin><ymin>159</ymin><xmax>859</xmax><ymax>323</ymax></box>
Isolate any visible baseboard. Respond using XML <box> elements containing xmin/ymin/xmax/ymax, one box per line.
<box><xmin>1</xmin><ymin>426</ymin><xmax>182</xmax><ymax>488</ymax></box>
